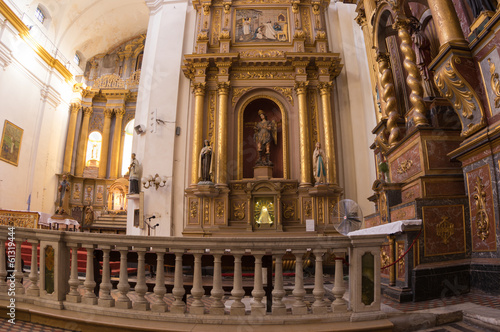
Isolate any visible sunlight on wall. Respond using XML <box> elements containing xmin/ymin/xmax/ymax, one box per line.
<box><xmin>121</xmin><ymin>120</ymin><xmax>135</xmax><ymax>175</ymax></box>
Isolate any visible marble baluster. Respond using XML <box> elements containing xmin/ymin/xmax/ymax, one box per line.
<box><xmin>251</xmin><ymin>251</ymin><xmax>265</xmax><ymax>315</ymax></box>
<box><xmin>190</xmin><ymin>251</ymin><xmax>205</xmax><ymax>314</ymax></box>
<box><xmin>133</xmin><ymin>248</ymin><xmax>150</xmax><ymax>310</ymax></box>
<box><xmin>292</xmin><ymin>250</ymin><xmax>307</xmax><ymax>315</ymax></box>
<box><xmin>151</xmin><ymin>248</ymin><xmax>167</xmax><ymax>312</ymax></box>
<box><xmin>171</xmin><ymin>250</ymin><xmax>186</xmax><ymax>313</ymax></box>
<box><xmin>210</xmin><ymin>251</ymin><xmax>225</xmax><ymax>315</ymax></box>
<box><xmin>26</xmin><ymin>239</ymin><xmax>39</xmax><ymax>296</ymax></box>
<box><xmin>115</xmin><ymin>247</ymin><xmax>132</xmax><ymax>309</ymax></box>
<box><xmin>14</xmin><ymin>241</ymin><xmax>25</xmax><ymax>295</ymax></box>
<box><xmin>312</xmin><ymin>249</ymin><xmax>327</xmax><ymax>314</ymax></box>
<box><xmin>272</xmin><ymin>252</ymin><xmax>286</xmax><ymax>315</ymax></box>
<box><xmin>98</xmin><ymin>246</ymin><xmax>114</xmax><ymax>307</ymax></box>
<box><xmin>66</xmin><ymin>244</ymin><xmax>81</xmax><ymax>302</ymax></box>
<box><xmin>230</xmin><ymin>251</ymin><xmax>245</xmax><ymax>315</ymax></box>
<box><xmin>331</xmin><ymin>251</ymin><xmax>347</xmax><ymax>312</ymax></box>
<box><xmin>82</xmin><ymin>245</ymin><xmax>97</xmax><ymax>305</ymax></box>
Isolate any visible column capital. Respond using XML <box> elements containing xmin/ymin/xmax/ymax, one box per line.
<box><xmin>114</xmin><ymin>108</ymin><xmax>126</xmax><ymax>118</ymax></box>
<box><xmin>294</xmin><ymin>81</ymin><xmax>309</xmax><ymax>94</ymax></box>
<box><xmin>217</xmin><ymin>81</ymin><xmax>231</xmax><ymax>93</ymax></box>
<box><xmin>83</xmin><ymin>107</ymin><xmax>93</xmax><ymax>117</ymax></box>
<box><xmin>104</xmin><ymin>108</ymin><xmax>114</xmax><ymax>118</ymax></box>
<box><xmin>70</xmin><ymin>103</ymin><xmax>81</xmax><ymax>114</ymax></box>
<box><xmin>193</xmin><ymin>82</ymin><xmax>206</xmax><ymax>96</ymax></box>
<box><xmin>318</xmin><ymin>81</ymin><xmax>333</xmax><ymax>93</ymax></box>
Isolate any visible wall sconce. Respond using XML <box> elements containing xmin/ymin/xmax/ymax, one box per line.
<box><xmin>142</xmin><ymin>174</ymin><xmax>167</xmax><ymax>190</ymax></box>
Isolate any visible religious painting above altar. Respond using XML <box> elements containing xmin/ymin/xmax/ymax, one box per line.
<box><xmin>234</xmin><ymin>8</ymin><xmax>290</xmax><ymax>43</ymax></box>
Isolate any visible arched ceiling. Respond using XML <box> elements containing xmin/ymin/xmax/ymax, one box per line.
<box><xmin>27</xmin><ymin>0</ymin><xmax>149</xmax><ymax>63</ymax></box>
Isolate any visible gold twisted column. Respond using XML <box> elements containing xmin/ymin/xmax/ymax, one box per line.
<box><xmin>394</xmin><ymin>19</ymin><xmax>428</xmax><ymax>127</ymax></box>
<box><xmin>75</xmin><ymin>107</ymin><xmax>93</xmax><ymax>177</ymax></box>
<box><xmin>110</xmin><ymin>108</ymin><xmax>125</xmax><ymax>179</ymax></box>
<box><xmin>216</xmin><ymin>82</ymin><xmax>230</xmax><ymax>185</ymax></box>
<box><xmin>295</xmin><ymin>81</ymin><xmax>312</xmax><ymax>186</ymax></box>
<box><xmin>191</xmin><ymin>83</ymin><xmax>206</xmax><ymax>185</ymax></box>
<box><xmin>318</xmin><ymin>82</ymin><xmax>337</xmax><ymax>185</ymax></box>
<box><xmin>426</xmin><ymin>0</ymin><xmax>468</xmax><ymax>50</ymax></box>
<box><xmin>63</xmin><ymin>103</ymin><xmax>80</xmax><ymax>173</ymax></box>
<box><xmin>98</xmin><ymin>109</ymin><xmax>114</xmax><ymax>179</ymax></box>
<box><xmin>377</xmin><ymin>53</ymin><xmax>400</xmax><ymax>146</ymax></box>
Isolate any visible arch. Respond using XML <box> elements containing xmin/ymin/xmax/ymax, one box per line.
<box><xmin>85</xmin><ymin>131</ymin><xmax>102</xmax><ymax>167</ymax></box>
<box><xmin>372</xmin><ymin>4</ymin><xmax>397</xmax><ymax>53</ymax></box>
<box><xmin>237</xmin><ymin>93</ymin><xmax>289</xmax><ymax>180</ymax></box>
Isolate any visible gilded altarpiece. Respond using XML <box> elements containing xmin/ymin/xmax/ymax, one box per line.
<box><xmin>183</xmin><ymin>0</ymin><xmax>342</xmax><ymax>236</ymax></box>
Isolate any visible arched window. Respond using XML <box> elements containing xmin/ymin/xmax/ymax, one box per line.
<box><xmin>85</xmin><ymin>131</ymin><xmax>102</xmax><ymax>167</ymax></box>
<box><xmin>33</xmin><ymin>4</ymin><xmax>51</xmax><ymax>29</ymax></box>
<box><xmin>121</xmin><ymin>120</ymin><xmax>135</xmax><ymax>175</ymax></box>
<box><xmin>34</xmin><ymin>6</ymin><xmax>45</xmax><ymax>24</ymax></box>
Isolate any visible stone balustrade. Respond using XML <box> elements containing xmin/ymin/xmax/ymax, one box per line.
<box><xmin>0</xmin><ymin>226</ymin><xmax>386</xmax><ymax>325</ymax></box>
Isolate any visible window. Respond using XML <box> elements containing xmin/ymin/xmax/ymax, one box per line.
<box><xmin>121</xmin><ymin>120</ymin><xmax>135</xmax><ymax>176</ymax></box>
<box><xmin>34</xmin><ymin>7</ymin><xmax>45</xmax><ymax>24</ymax></box>
<box><xmin>74</xmin><ymin>53</ymin><xmax>80</xmax><ymax>66</ymax></box>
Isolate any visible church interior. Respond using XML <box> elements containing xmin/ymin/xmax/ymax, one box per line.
<box><xmin>1</xmin><ymin>0</ymin><xmax>500</xmax><ymax>330</ymax></box>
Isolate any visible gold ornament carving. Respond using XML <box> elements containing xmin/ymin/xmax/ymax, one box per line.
<box><xmin>232</xmin><ymin>71</ymin><xmax>294</xmax><ymax>80</ymax></box>
<box><xmin>232</xmin><ymin>87</ymin><xmax>252</xmax><ymax>106</ymax></box>
<box><xmin>204</xmin><ymin>200</ymin><xmax>210</xmax><ymax>224</ymax></box>
<box><xmin>379</xmin><ymin>191</ymin><xmax>388</xmax><ymax>222</ymax></box>
<box><xmin>223</xmin><ymin>2</ymin><xmax>231</xmax><ymax>14</ymax></box>
<box><xmin>282</xmin><ymin>201</ymin><xmax>295</xmax><ymax>220</ymax></box>
<box><xmin>304</xmin><ymin>200</ymin><xmax>312</xmax><ymax>218</ymax></box>
<box><xmin>393</xmin><ymin>18</ymin><xmax>427</xmax><ymax>126</ymax></box>
<box><xmin>220</xmin><ymin>29</ymin><xmax>230</xmax><ymax>39</ymax></box>
<box><xmin>397</xmin><ymin>160</ymin><xmax>413</xmax><ymax>174</ymax></box>
<box><xmin>381</xmin><ymin>250</ymin><xmax>390</xmax><ymax>269</ymax></box>
<box><xmin>282</xmin><ymin>183</ymin><xmax>296</xmax><ymax>191</ymax></box>
<box><xmin>125</xmin><ymin>70</ymin><xmax>141</xmax><ymax>89</ymax></box>
<box><xmin>273</xmin><ymin>87</ymin><xmax>294</xmax><ymax>106</ymax></box>
<box><xmin>0</xmin><ymin>211</ymin><xmax>38</xmax><ymax>228</ymax></box>
<box><xmin>355</xmin><ymin>8</ymin><xmax>366</xmax><ymax>26</ymax></box>
<box><xmin>435</xmin><ymin>57</ymin><xmax>475</xmax><ymax>120</ymax></box>
<box><xmin>232</xmin><ymin>183</ymin><xmax>246</xmax><ymax>191</ymax></box>
<box><xmin>240</xmin><ymin>50</ymin><xmax>284</xmax><ymax>58</ymax></box>
<box><xmin>301</xmin><ymin>7</ymin><xmax>312</xmax><ymax>44</ymax></box>
<box><xmin>203</xmin><ymin>4</ymin><xmax>210</xmax><ymax>16</ymax></box>
<box><xmin>208</xmin><ymin>91</ymin><xmax>216</xmax><ymax>142</ymax></box>
<box><xmin>70</xmin><ymin>103</ymin><xmax>81</xmax><ymax>114</ymax></box>
<box><xmin>83</xmin><ymin>107</ymin><xmax>93</xmax><ymax>117</ymax></box>
<box><xmin>233</xmin><ymin>202</ymin><xmax>245</xmax><ymax>220</ymax></box>
<box><xmin>318</xmin><ymin>197</ymin><xmax>323</xmax><ymax>223</ymax></box>
<box><xmin>233</xmin><ymin>0</ymin><xmax>289</xmax><ymax>3</ymax></box>
<box><xmin>190</xmin><ymin>200</ymin><xmax>198</xmax><ymax>219</ymax></box>
<box><xmin>396</xmin><ymin>242</ymin><xmax>405</xmax><ymax>276</ymax></box>
<box><xmin>211</xmin><ymin>8</ymin><xmax>222</xmax><ymax>45</ymax></box>
<box><xmin>197</xmin><ymin>31</ymin><xmax>209</xmax><ymax>41</ymax></box>
<box><xmin>291</xmin><ymin>0</ymin><xmax>299</xmax><ymax>14</ymax></box>
<box><xmin>193</xmin><ymin>82</ymin><xmax>206</xmax><ymax>95</ymax></box>
<box><xmin>488</xmin><ymin>58</ymin><xmax>500</xmax><ymax>108</ymax></box>
<box><xmin>308</xmin><ymin>90</ymin><xmax>319</xmax><ymax>143</ymax></box>
<box><xmin>216</xmin><ymin>201</ymin><xmax>224</xmax><ymax>218</ymax></box>
<box><xmin>94</xmin><ymin>74</ymin><xmax>125</xmax><ymax>89</ymax></box>
<box><xmin>315</xmin><ymin>30</ymin><xmax>326</xmax><ymax>40</ymax></box>
<box><xmin>436</xmin><ymin>216</ymin><xmax>454</xmax><ymax>245</ymax></box>
<box><xmin>473</xmin><ymin>177</ymin><xmax>490</xmax><ymax>241</ymax></box>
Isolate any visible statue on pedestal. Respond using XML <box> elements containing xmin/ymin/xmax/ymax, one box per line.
<box><xmin>56</xmin><ymin>174</ymin><xmax>71</xmax><ymax>215</ymax></box>
<box><xmin>128</xmin><ymin>153</ymin><xmax>140</xmax><ymax>194</ymax></box>
<box><xmin>199</xmin><ymin>139</ymin><xmax>213</xmax><ymax>183</ymax></box>
<box><xmin>254</xmin><ymin>110</ymin><xmax>277</xmax><ymax>166</ymax></box>
<box><xmin>313</xmin><ymin>142</ymin><xmax>326</xmax><ymax>184</ymax></box>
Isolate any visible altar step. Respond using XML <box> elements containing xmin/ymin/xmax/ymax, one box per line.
<box><xmin>86</xmin><ymin>213</ymin><xmax>127</xmax><ymax>234</ymax></box>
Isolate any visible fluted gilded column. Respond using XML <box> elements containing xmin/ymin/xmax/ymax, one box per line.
<box><xmin>377</xmin><ymin>52</ymin><xmax>401</xmax><ymax>147</ymax></box>
<box><xmin>191</xmin><ymin>83</ymin><xmax>206</xmax><ymax>185</ymax></box>
<box><xmin>394</xmin><ymin>19</ymin><xmax>428</xmax><ymax>127</ymax></box>
<box><xmin>75</xmin><ymin>107</ymin><xmax>93</xmax><ymax>177</ymax></box>
<box><xmin>216</xmin><ymin>82</ymin><xmax>230</xmax><ymax>185</ymax></box>
<box><xmin>63</xmin><ymin>103</ymin><xmax>80</xmax><ymax>174</ymax></box>
<box><xmin>426</xmin><ymin>0</ymin><xmax>468</xmax><ymax>50</ymax></box>
<box><xmin>295</xmin><ymin>81</ymin><xmax>312</xmax><ymax>186</ymax></box>
<box><xmin>318</xmin><ymin>82</ymin><xmax>337</xmax><ymax>185</ymax></box>
<box><xmin>110</xmin><ymin>108</ymin><xmax>125</xmax><ymax>179</ymax></box>
<box><xmin>98</xmin><ymin>109</ymin><xmax>113</xmax><ymax>178</ymax></box>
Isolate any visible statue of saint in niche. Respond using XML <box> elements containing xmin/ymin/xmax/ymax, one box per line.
<box><xmin>56</xmin><ymin>174</ymin><xmax>71</xmax><ymax>215</ymax></box>
<box><xmin>313</xmin><ymin>142</ymin><xmax>326</xmax><ymax>184</ymax></box>
<box><xmin>199</xmin><ymin>139</ymin><xmax>213</xmax><ymax>183</ymax></box>
<box><xmin>254</xmin><ymin>110</ymin><xmax>277</xmax><ymax>166</ymax></box>
<box><xmin>128</xmin><ymin>153</ymin><xmax>140</xmax><ymax>194</ymax></box>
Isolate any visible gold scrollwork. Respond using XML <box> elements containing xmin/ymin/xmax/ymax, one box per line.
<box><xmin>93</xmin><ymin>74</ymin><xmax>125</xmax><ymax>89</ymax></box>
<box><xmin>233</xmin><ymin>202</ymin><xmax>245</xmax><ymax>220</ymax></box>
<box><xmin>204</xmin><ymin>200</ymin><xmax>210</xmax><ymax>224</ymax></box>
<box><xmin>397</xmin><ymin>242</ymin><xmax>405</xmax><ymax>277</ymax></box>
<box><xmin>232</xmin><ymin>87</ymin><xmax>252</xmax><ymax>106</ymax></box>
<box><xmin>318</xmin><ymin>197</ymin><xmax>323</xmax><ymax>223</ymax></box>
<box><xmin>282</xmin><ymin>201</ymin><xmax>295</xmax><ymax>220</ymax></box>
<box><xmin>240</xmin><ymin>50</ymin><xmax>284</xmax><ymax>58</ymax></box>
<box><xmin>436</xmin><ymin>216</ymin><xmax>455</xmax><ymax>244</ymax></box>
<box><xmin>473</xmin><ymin>177</ymin><xmax>490</xmax><ymax>241</ymax></box>
<box><xmin>208</xmin><ymin>91</ymin><xmax>216</xmax><ymax>142</ymax></box>
<box><xmin>381</xmin><ymin>250</ymin><xmax>390</xmax><ymax>269</ymax></box>
<box><xmin>434</xmin><ymin>57</ymin><xmax>478</xmax><ymax>120</ymax></box>
<box><xmin>304</xmin><ymin>200</ymin><xmax>312</xmax><ymax>218</ymax></box>
<box><xmin>190</xmin><ymin>200</ymin><xmax>198</xmax><ymax>219</ymax></box>
<box><xmin>488</xmin><ymin>58</ymin><xmax>500</xmax><ymax>108</ymax></box>
<box><xmin>397</xmin><ymin>160</ymin><xmax>413</xmax><ymax>174</ymax></box>
<box><xmin>232</xmin><ymin>183</ymin><xmax>246</xmax><ymax>191</ymax></box>
<box><xmin>282</xmin><ymin>183</ymin><xmax>296</xmax><ymax>191</ymax></box>
<box><xmin>272</xmin><ymin>87</ymin><xmax>294</xmax><ymax>106</ymax></box>
<box><xmin>232</xmin><ymin>71</ymin><xmax>294</xmax><ymax>80</ymax></box>
<box><xmin>216</xmin><ymin>201</ymin><xmax>224</xmax><ymax>218</ymax></box>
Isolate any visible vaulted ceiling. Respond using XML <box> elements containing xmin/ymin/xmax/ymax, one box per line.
<box><xmin>24</xmin><ymin>0</ymin><xmax>149</xmax><ymax>65</ymax></box>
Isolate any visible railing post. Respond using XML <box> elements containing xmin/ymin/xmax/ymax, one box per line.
<box><xmin>190</xmin><ymin>251</ymin><xmax>205</xmax><ymax>315</ymax></box>
<box><xmin>348</xmin><ymin>234</ymin><xmax>387</xmax><ymax>322</ymax></box>
<box><xmin>0</xmin><ymin>238</ymin><xmax>7</xmax><ymax>293</ymax></box>
<box><xmin>98</xmin><ymin>245</ymin><xmax>114</xmax><ymax>307</ymax></box>
<box><xmin>292</xmin><ymin>250</ymin><xmax>307</xmax><ymax>315</ymax></box>
<box><xmin>210</xmin><ymin>250</ymin><xmax>225</xmax><ymax>315</ymax></box>
<box><xmin>331</xmin><ymin>250</ymin><xmax>347</xmax><ymax>312</ymax></box>
<box><xmin>312</xmin><ymin>249</ymin><xmax>327</xmax><ymax>314</ymax></box>
<box><xmin>230</xmin><ymin>250</ymin><xmax>245</xmax><ymax>316</ymax></box>
<box><xmin>66</xmin><ymin>243</ymin><xmax>81</xmax><ymax>303</ymax></box>
<box><xmin>272</xmin><ymin>251</ymin><xmax>286</xmax><ymax>315</ymax></box>
<box><xmin>251</xmin><ymin>251</ymin><xmax>266</xmax><ymax>316</ymax></box>
<box><xmin>14</xmin><ymin>240</ymin><xmax>25</xmax><ymax>295</ymax></box>
<box><xmin>115</xmin><ymin>246</ymin><xmax>132</xmax><ymax>309</ymax></box>
<box><xmin>151</xmin><ymin>247</ymin><xmax>167</xmax><ymax>312</ymax></box>
<box><xmin>27</xmin><ymin>239</ymin><xmax>40</xmax><ymax>297</ymax></box>
<box><xmin>171</xmin><ymin>249</ymin><xmax>186</xmax><ymax>313</ymax></box>
<box><xmin>82</xmin><ymin>244</ymin><xmax>97</xmax><ymax>305</ymax></box>
<box><xmin>133</xmin><ymin>248</ymin><xmax>150</xmax><ymax>310</ymax></box>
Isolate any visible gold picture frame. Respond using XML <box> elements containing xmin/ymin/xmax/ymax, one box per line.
<box><xmin>0</xmin><ymin>120</ymin><xmax>23</xmax><ymax>166</ymax></box>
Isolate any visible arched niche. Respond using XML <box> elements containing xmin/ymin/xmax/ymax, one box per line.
<box><xmin>237</xmin><ymin>94</ymin><xmax>289</xmax><ymax>180</ymax></box>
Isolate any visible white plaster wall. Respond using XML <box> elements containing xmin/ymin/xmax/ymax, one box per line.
<box><xmin>0</xmin><ymin>17</ymin><xmax>72</xmax><ymax>213</ymax></box>
<box><xmin>327</xmin><ymin>3</ymin><xmax>377</xmax><ymax>215</ymax></box>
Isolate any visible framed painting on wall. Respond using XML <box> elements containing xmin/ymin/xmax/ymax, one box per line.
<box><xmin>0</xmin><ymin>120</ymin><xmax>23</xmax><ymax>166</ymax></box>
<box><xmin>234</xmin><ymin>8</ymin><xmax>290</xmax><ymax>44</ymax></box>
